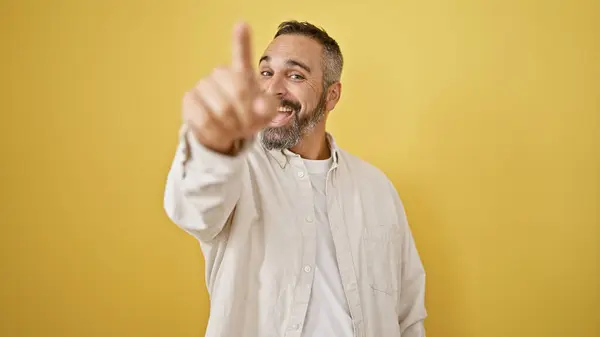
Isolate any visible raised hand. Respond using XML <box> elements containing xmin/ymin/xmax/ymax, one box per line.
<box><xmin>183</xmin><ymin>22</ymin><xmax>278</xmax><ymax>154</ymax></box>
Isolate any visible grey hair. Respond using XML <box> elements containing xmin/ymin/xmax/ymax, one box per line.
<box><xmin>274</xmin><ymin>20</ymin><xmax>343</xmax><ymax>88</ymax></box>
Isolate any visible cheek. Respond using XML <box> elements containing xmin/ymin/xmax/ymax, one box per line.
<box><xmin>288</xmin><ymin>90</ymin><xmax>314</xmax><ymax>112</ymax></box>
<box><xmin>302</xmin><ymin>95</ymin><xmax>320</xmax><ymax>114</ymax></box>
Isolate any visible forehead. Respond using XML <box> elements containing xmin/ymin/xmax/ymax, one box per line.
<box><xmin>260</xmin><ymin>34</ymin><xmax>323</xmax><ymax>72</ymax></box>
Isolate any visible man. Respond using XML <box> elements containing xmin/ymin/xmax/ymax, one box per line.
<box><xmin>164</xmin><ymin>20</ymin><xmax>427</xmax><ymax>337</ymax></box>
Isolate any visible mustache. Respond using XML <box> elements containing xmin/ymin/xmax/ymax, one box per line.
<box><xmin>280</xmin><ymin>99</ymin><xmax>301</xmax><ymax>112</ymax></box>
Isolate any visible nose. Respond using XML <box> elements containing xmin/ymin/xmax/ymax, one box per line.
<box><xmin>262</xmin><ymin>75</ymin><xmax>287</xmax><ymax>98</ymax></box>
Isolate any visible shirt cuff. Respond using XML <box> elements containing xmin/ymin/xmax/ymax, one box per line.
<box><xmin>181</xmin><ymin>125</ymin><xmax>254</xmax><ymax>176</ymax></box>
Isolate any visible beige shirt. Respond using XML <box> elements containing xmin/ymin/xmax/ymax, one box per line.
<box><xmin>163</xmin><ymin>125</ymin><xmax>427</xmax><ymax>337</ymax></box>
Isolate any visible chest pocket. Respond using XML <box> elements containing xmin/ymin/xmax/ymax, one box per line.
<box><xmin>362</xmin><ymin>220</ymin><xmax>401</xmax><ymax>296</ymax></box>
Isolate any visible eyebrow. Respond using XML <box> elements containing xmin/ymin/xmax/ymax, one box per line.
<box><xmin>259</xmin><ymin>55</ymin><xmax>312</xmax><ymax>74</ymax></box>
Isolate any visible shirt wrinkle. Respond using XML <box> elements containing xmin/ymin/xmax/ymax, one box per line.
<box><xmin>163</xmin><ymin>127</ymin><xmax>427</xmax><ymax>337</ymax></box>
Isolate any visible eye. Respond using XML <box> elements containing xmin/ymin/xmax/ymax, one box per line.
<box><xmin>260</xmin><ymin>70</ymin><xmax>272</xmax><ymax>77</ymax></box>
<box><xmin>290</xmin><ymin>73</ymin><xmax>305</xmax><ymax>80</ymax></box>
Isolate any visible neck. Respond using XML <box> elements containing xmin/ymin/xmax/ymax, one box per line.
<box><xmin>289</xmin><ymin>122</ymin><xmax>330</xmax><ymax>160</ymax></box>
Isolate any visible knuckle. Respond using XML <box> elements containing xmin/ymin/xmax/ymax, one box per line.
<box><xmin>184</xmin><ymin>92</ymin><xmax>208</xmax><ymax>120</ymax></box>
<box><xmin>210</xmin><ymin>100</ymin><xmax>233</xmax><ymax>120</ymax></box>
<box><xmin>182</xmin><ymin>91</ymin><xmax>198</xmax><ymax>113</ymax></box>
<box><xmin>196</xmin><ymin>78</ymin><xmax>209</xmax><ymax>91</ymax></box>
<box><xmin>182</xmin><ymin>91</ymin><xmax>192</xmax><ymax>106</ymax></box>
<box><xmin>187</xmin><ymin>109</ymin><xmax>207</xmax><ymax>130</ymax></box>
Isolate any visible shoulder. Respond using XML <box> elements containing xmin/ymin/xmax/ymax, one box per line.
<box><xmin>337</xmin><ymin>148</ymin><xmax>394</xmax><ymax>189</ymax></box>
<box><xmin>337</xmin><ymin>147</ymin><xmax>407</xmax><ymax>213</ymax></box>
<box><xmin>336</xmin><ymin>149</ymin><xmax>413</xmax><ymax>241</ymax></box>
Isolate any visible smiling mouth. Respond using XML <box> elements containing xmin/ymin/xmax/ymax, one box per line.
<box><xmin>278</xmin><ymin>106</ymin><xmax>294</xmax><ymax>113</ymax></box>
<box><xmin>269</xmin><ymin>106</ymin><xmax>295</xmax><ymax>127</ymax></box>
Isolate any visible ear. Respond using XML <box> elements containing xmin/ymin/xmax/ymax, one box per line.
<box><xmin>325</xmin><ymin>82</ymin><xmax>342</xmax><ymax>112</ymax></box>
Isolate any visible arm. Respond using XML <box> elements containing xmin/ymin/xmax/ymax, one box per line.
<box><xmin>163</xmin><ymin>124</ymin><xmax>250</xmax><ymax>242</ymax></box>
<box><xmin>390</xmin><ymin>183</ymin><xmax>428</xmax><ymax>336</ymax></box>
<box><xmin>164</xmin><ymin>23</ymin><xmax>276</xmax><ymax>242</ymax></box>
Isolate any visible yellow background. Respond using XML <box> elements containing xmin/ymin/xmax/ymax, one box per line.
<box><xmin>1</xmin><ymin>0</ymin><xmax>598</xmax><ymax>336</ymax></box>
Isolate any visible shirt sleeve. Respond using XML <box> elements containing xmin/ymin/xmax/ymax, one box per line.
<box><xmin>389</xmin><ymin>181</ymin><xmax>428</xmax><ymax>336</ymax></box>
<box><xmin>163</xmin><ymin>124</ymin><xmax>253</xmax><ymax>242</ymax></box>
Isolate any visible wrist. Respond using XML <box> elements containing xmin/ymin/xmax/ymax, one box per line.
<box><xmin>190</xmin><ymin>128</ymin><xmax>241</xmax><ymax>156</ymax></box>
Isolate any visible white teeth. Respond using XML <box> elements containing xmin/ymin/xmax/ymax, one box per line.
<box><xmin>277</xmin><ymin>107</ymin><xmax>293</xmax><ymax>113</ymax></box>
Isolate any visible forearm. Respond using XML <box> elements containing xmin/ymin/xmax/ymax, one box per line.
<box><xmin>397</xmin><ymin>233</ymin><xmax>427</xmax><ymax>336</ymax></box>
<box><xmin>389</xmin><ymin>181</ymin><xmax>428</xmax><ymax>336</ymax></box>
<box><xmin>163</xmin><ymin>124</ymin><xmax>250</xmax><ymax>242</ymax></box>
<box><xmin>402</xmin><ymin>321</ymin><xmax>426</xmax><ymax>337</ymax></box>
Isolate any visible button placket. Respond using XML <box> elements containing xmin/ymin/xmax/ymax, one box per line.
<box><xmin>286</xmin><ymin>160</ymin><xmax>316</xmax><ymax>336</ymax></box>
<box><xmin>326</xmin><ymin>179</ymin><xmax>365</xmax><ymax>336</ymax></box>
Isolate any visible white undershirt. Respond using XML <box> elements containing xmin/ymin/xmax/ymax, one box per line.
<box><xmin>301</xmin><ymin>157</ymin><xmax>354</xmax><ymax>337</ymax></box>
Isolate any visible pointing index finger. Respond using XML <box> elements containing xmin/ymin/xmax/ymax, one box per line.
<box><xmin>231</xmin><ymin>22</ymin><xmax>253</xmax><ymax>72</ymax></box>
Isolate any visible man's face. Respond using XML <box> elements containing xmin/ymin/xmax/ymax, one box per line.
<box><xmin>257</xmin><ymin>34</ymin><xmax>328</xmax><ymax>150</ymax></box>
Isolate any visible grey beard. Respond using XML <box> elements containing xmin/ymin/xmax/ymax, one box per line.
<box><xmin>260</xmin><ymin>94</ymin><xmax>327</xmax><ymax>151</ymax></box>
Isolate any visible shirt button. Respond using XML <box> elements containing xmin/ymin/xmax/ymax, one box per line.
<box><xmin>297</xmin><ymin>171</ymin><xmax>305</xmax><ymax>178</ymax></box>
<box><xmin>305</xmin><ymin>216</ymin><xmax>313</xmax><ymax>223</ymax></box>
<box><xmin>304</xmin><ymin>265</ymin><xmax>312</xmax><ymax>273</ymax></box>
<box><xmin>291</xmin><ymin>324</ymin><xmax>299</xmax><ymax>330</ymax></box>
